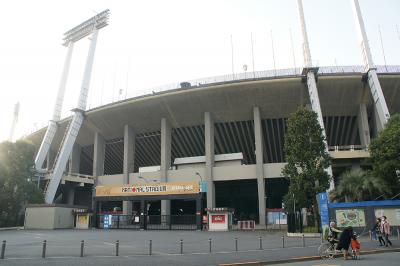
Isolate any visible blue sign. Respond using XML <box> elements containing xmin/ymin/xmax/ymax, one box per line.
<box><xmin>318</xmin><ymin>192</ymin><xmax>329</xmax><ymax>229</ymax></box>
<box><xmin>199</xmin><ymin>181</ymin><xmax>207</xmax><ymax>192</ymax></box>
<box><xmin>103</xmin><ymin>214</ymin><xmax>112</xmax><ymax>229</ymax></box>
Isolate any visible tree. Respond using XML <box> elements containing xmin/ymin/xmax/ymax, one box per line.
<box><xmin>369</xmin><ymin>113</ymin><xmax>400</xmax><ymax>199</ymax></box>
<box><xmin>282</xmin><ymin>107</ymin><xmax>331</xmax><ymax>213</ymax></box>
<box><xmin>0</xmin><ymin>140</ymin><xmax>43</xmax><ymax>227</ymax></box>
<box><xmin>330</xmin><ymin>169</ymin><xmax>388</xmax><ymax>202</ymax></box>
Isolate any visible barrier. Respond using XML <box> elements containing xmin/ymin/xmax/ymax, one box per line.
<box><xmin>238</xmin><ymin>220</ymin><xmax>255</xmax><ymax>230</ymax></box>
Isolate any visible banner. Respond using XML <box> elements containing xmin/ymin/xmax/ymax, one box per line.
<box><xmin>335</xmin><ymin>209</ymin><xmax>366</xmax><ymax>227</ymax></box>
<box><xmin>317</xmin><ymin>192</ymin><xmax>329</xmax><ymax>238</ymax></box>
<box><xmin>96</xmin><ymin>181</ymin><xmax>200</xmax><ymax>197</ymax></box>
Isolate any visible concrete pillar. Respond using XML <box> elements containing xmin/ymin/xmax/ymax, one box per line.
<box><xmin>123</xmin><ymin>125</ymin><xmax>135</xmax><ymax>214</ymax></box>
<box><xmin>205</xmin><ymin>112</ymin><xmax>215</xmax><ymax>209</ymax></box>
<box><xmin>67</xmin><ymin>185</ymin><xmax>75</xmax><ymax>205</ymax></box>
<box><xmin>93</xmin><ymin>132</ymin><xmax>105</xmax><ymax>177</ymax></box>
<box><xmin>357</xmin><ymin>103</ymin><xmax>370</xmax><ymax>147</ymax></box>
<box><xmin>69</xmin><ymin>144</ymin><xmax>81</xmax><ymax>174</ymax></box>
<box><xmin>160</xmin><ymin>118</ymin><xmax>171</xmax><ymax>215</ymax></box>
<box><xmin>253</xmin><ymin>107</ymin><xmax>266</xmax><ymax>225</ymax></box>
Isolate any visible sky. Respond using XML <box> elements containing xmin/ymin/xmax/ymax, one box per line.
<box><xmin>1</xmin><ymin>0</ymin><xmax>400</xmax><ymax>142</ymax></box>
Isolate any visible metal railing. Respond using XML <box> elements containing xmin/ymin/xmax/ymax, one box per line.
<box><xmin>328</xmin><ymin>145</ymin><xmax>368</xmax><ymax>151</ymax></box>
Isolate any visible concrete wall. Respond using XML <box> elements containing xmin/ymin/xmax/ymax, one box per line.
<box><xmin>263</xmin><ymin>163</ymin><xmax>286</xmax><ymax>178</ymax></box>
<box><xmin>24</xmin><ymin>206</ymin><xmax>76</xmax><ymax>229</ymax></box>
<box><xmin>103</xmin><ymin>163</ymin><xmax>286</xmax><ymax>185</ymax></box>
<box><xmin>97</xmin><ymin>174</ymin><xmax>125</xmax><ymax>185</ymax></box>
<box><xmin>213</xmin><ymin>165</ymin><xmax>256</xmax><ymax>181</ymax></box>
<box><xmin>25</xmin><ymin>207</ymin><xmax>55</xmax><ymax>229</ymax></box>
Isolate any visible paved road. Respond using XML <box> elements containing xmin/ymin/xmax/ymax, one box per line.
<box><xmin>0</xmin><ymin>229</ymin><xmax>398</xmax><ymax>265</ymax></box>
<box><xmin>276</xmin><ymin>251</ymin><xmax>400</xmax><ymax>266</ymax></box>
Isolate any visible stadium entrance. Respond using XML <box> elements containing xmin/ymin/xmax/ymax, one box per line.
<box><xmin>94</xmin><ymin>181</ymin><xmax>204</xmax><ymax>230</ymax></box>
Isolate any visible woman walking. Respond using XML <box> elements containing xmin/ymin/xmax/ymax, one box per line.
<box><xmin>381</xmin><ymin>216</ymin><xmax>393</xmax><ymax>247</ymax></box>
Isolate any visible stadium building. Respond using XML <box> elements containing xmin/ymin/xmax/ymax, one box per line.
<box><xmin>28</xmin><ymin>64</ymin><xmax>400</xmax><ymax>227</ymax></box>
<box><xmin>25</xmin><ymin>2</ymin><xmax>400</xmax><ymax>228</ymax></box>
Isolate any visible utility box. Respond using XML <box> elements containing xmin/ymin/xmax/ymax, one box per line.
<box><xmin>206</xmin><ymin>208</ymin><xmax>234</xmax><ymax>231</ymax></box>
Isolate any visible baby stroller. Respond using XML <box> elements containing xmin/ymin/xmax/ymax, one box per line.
<box><xmin>350</xmin><ymin>233</ymin><xmax>361</xmax><ymax>260</ymax></box>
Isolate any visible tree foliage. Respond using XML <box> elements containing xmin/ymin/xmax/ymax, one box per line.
<box><xmin>282</xmin><ymin>107</ymin><xmax>331</xmax><ymax>212</ymax></box>
<box><xmin>330</xmin><ymin>169</ymin><xmax>388</xmax><ymax>202</ymax></box>
<box><xmin>369</xmin><ymin>113</ymin><xmax>400</xmax><ymax>198</ymax></box>
<box><xmin>0</xmin><ymin>140</ymin><xmax>43</xmax><ymax>227</ymax></box>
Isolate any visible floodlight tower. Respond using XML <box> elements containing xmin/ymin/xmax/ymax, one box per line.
<box><xmin>8</xmin><ymin>102</ymin><xmax>20</xmax><ymax>142</ymax></box>
<box><xmin>351</xmin><ymin>0</ymin><xmax>390</xmax><ymax>131</ymax></box>
<box><xmin>34</xmin><ymin>41</ymin><xmax>74</xmax><ymax>171</ymax></box>
<box><xmin>297</xmin><ymin>0</ymin><xmax>334</xmax><ymax>191</ymax></box>
<box><xmin>43</xmin><ymin>10</ymin><xmax>110</xmax><ymax>203</ymax></box>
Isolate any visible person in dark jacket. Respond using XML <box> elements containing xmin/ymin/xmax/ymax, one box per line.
<box><xmin>336</xmin><ymin>226</ymin><xmax>353</xmax><ymax>260</ymax></box>
<box><xmin>372</xmin><ymin>218</ymin><xmax>386</xmax><ymax>246</ymax></box>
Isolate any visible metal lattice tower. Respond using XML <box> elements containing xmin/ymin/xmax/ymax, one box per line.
<box><xmin>41</xmin><ymin>10</ymin><xmax>110</xmax><ymax>204</ymax></box>
<box><xmin>352</xmin><ymin>0</ymin><xmax>390</xmax><ymax>130</ymax></box>
<box><xmin>297</xmin><ymin>0</ymin><xmax>334</xmax><ymax>191</ymax></box>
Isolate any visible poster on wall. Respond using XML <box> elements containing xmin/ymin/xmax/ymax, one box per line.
<box><xmin>374</xmin><ymin>209</ymin><xmax>400</xmax><ymax>226</ymax></box>
<box><xmin>335</xmin><ymin>209</ymin><xmax>366</xmax><ymax>227</ymax></box>
<box><xmin>211</xmin><ymin>215</ymin><xmax>225</xmax><ymax>223</ymax></box>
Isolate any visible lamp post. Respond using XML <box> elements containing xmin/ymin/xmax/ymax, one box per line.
<box><xmin>195</xmin><ymin>172</ymin><xmax>203</xmax><ymax>182</ymax></box>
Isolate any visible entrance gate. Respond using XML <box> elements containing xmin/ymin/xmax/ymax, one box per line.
<box><xmin>97</xmin><ymin>214</ymin><xmax>198</xmax><ymax>230</ymax></box>
<box><xmin>93</xmin><ymin>182</ymin><xmax>205</xmax><ymax>230</ymax></box>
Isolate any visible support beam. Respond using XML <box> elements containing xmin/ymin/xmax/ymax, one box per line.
<box><xmin>160</xmin><ymin>118</ymin><xmax>171</xmax><ymax>216</ymax></box>
<box><xmin>254</xmin><ymin>107</ymin><xmax>266</xmax><ymax>226</ymax></box>
<box><xmin>352</xmin><ymin>0</ymin><xmax>390</xmax><ymax>130</ymax></box>
<box><xmin>35</xmin><ymin>43</ymin><xmax>74</xmax><ymax>170</ymax></box>
<box><xmin>205</xmin><ymin>112</ymin><xmax>215</xmax><ymax>209</ymax></box>
<box><xmin>93</xmin><ymin>132</ymin><xmax>105</xmax><ymax>177</ymax></box>
<box><xmin>123</xmin><ymin>125</ymin><xmax>135</xmax><ymax>214</ymax></box>
<box><xmin>69</xmin><ymin>143</ymin><xmax>81</xmax><ymax>174</ymax></box>
<box><xmin>297</xmin><ymin>0</ymin><xmax>334</xmax><ymax>191</ymax></box>
<box><xmin>357</xmin><ymin>103</ymin><xmax>370</xmax><ymax>147</ymax></box>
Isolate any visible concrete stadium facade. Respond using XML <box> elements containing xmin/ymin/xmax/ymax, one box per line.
<box><xmin>28</xmin><ymin>65</ymin><xmax>400</xmax><ymax>225</ymax></box>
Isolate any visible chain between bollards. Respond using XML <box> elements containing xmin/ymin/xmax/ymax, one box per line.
<box><xmin>42</xmin><ymin>240</ymin><xmax>46</xmax><ymax>258</ymax></box>
<box><xmin>208</xmin><ymin>238</ymin><xmax>212</xmax><ymax>253</ymax></box>
<box><xmin>235</xmin><ymin>237</ymin><xmax>238</xmax><ymax>252</ymax></box>
<box><xmin>259</xmin><ymin>236</ymin><xmax>262</xmax><ymax>250</ymax></box>
<box><xmin>180</xmin><ymin>239</ymin><xmax>183</xmax><ymax>254</ymax></box>
<box><xmin>282</xmin><ymin>235</ymin><xmax>285</xmax><ymax>248</ymax></box>
<box><xmin>1</xmin><ymin>240</ymin><xmax>6</xmax><ymax>259</ymax></box>
<box><xmin>115</xmin><ymin>240</ymin><xmax>119</xmax><ymax>256</ymax></box>
<box><xmin>302</xmin><ymin>234</ymin><xmax>305</xmax><ymax>247</ymax></box>
<box><xmin>149</xmin><ymin>240</ymin><xmax>152</xmax><ymax>255</ymax></box>
<box><xmin>80</xmin><ymin>240</ymin><xmax>84</xmax><ymax>257</ymax></box>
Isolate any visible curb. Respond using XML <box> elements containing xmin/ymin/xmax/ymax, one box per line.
<box><xmin>218</xmin><ymin>247</ymin><xmax>400</xmax><ymax>266</ymax></box>
<box><xmin>0</xmin><ymin>227</ymin><xmax>23</xmax><ymax>231</ymax></box>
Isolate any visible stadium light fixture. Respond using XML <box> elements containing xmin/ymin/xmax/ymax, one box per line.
<box><xmin>63</xmin><ymin>9</ymin><xmax>110</xmax><ymax>46</ymax></box>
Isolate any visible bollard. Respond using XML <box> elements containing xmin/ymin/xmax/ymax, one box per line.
<box><xmin>149</xmin><ymin>240</ymin><xmax>152</xmax><ymax>255</ymax></box>
<box><xmin>397</xmin><ymin>228</ymin><xmax>400</xmax><ymax>240</ymax></box>
<box><xmin>1</xmin><ymin>240</ymin><xmax>5</xmax><ymax>259</ymax></box>
<box><xmin>42</xmin><ymin>240</ymin><xmax>47</xmax><ymax>258</ymax></box>
<box><xmin>282</xmin><ymin>235</ymin><xmax>285</xmax><ymax>248</ymax></box>
<box><xmin>369</xmin><ymin>230</ymin><xmax>372</xmax><ymax>241</ymax></box>
<box><xmin>115</xmin><ymin>240</ymin><xmax>119</xmax><ymax>256</ymax></box>
<box><xmin>180</xmin><ymin>239</ymin><xmax>183</xmax><ymax>254</ymax></box>
<box><xmin>209</xmin><ymin>238</ymin><xmax>212</xmax><ymax>253</ymax></box>
<box><xmin>259</xmin><ymin>236</ymin><xmax>262</xmax><ymax>250</ymax></box>
<box><xmin>80</xmin><ymin>240</ymin><xmax>84</xmax><ymax>257</ymax></box>
<box><xmin>235</xmin><ymin>237</ymin><xmax>238</xmax><ymax>252</ymax></box>
<box><xmin>302</xmin><ymin>234</ymin><xmax>305</xmax><ymax>247</ymax></box>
